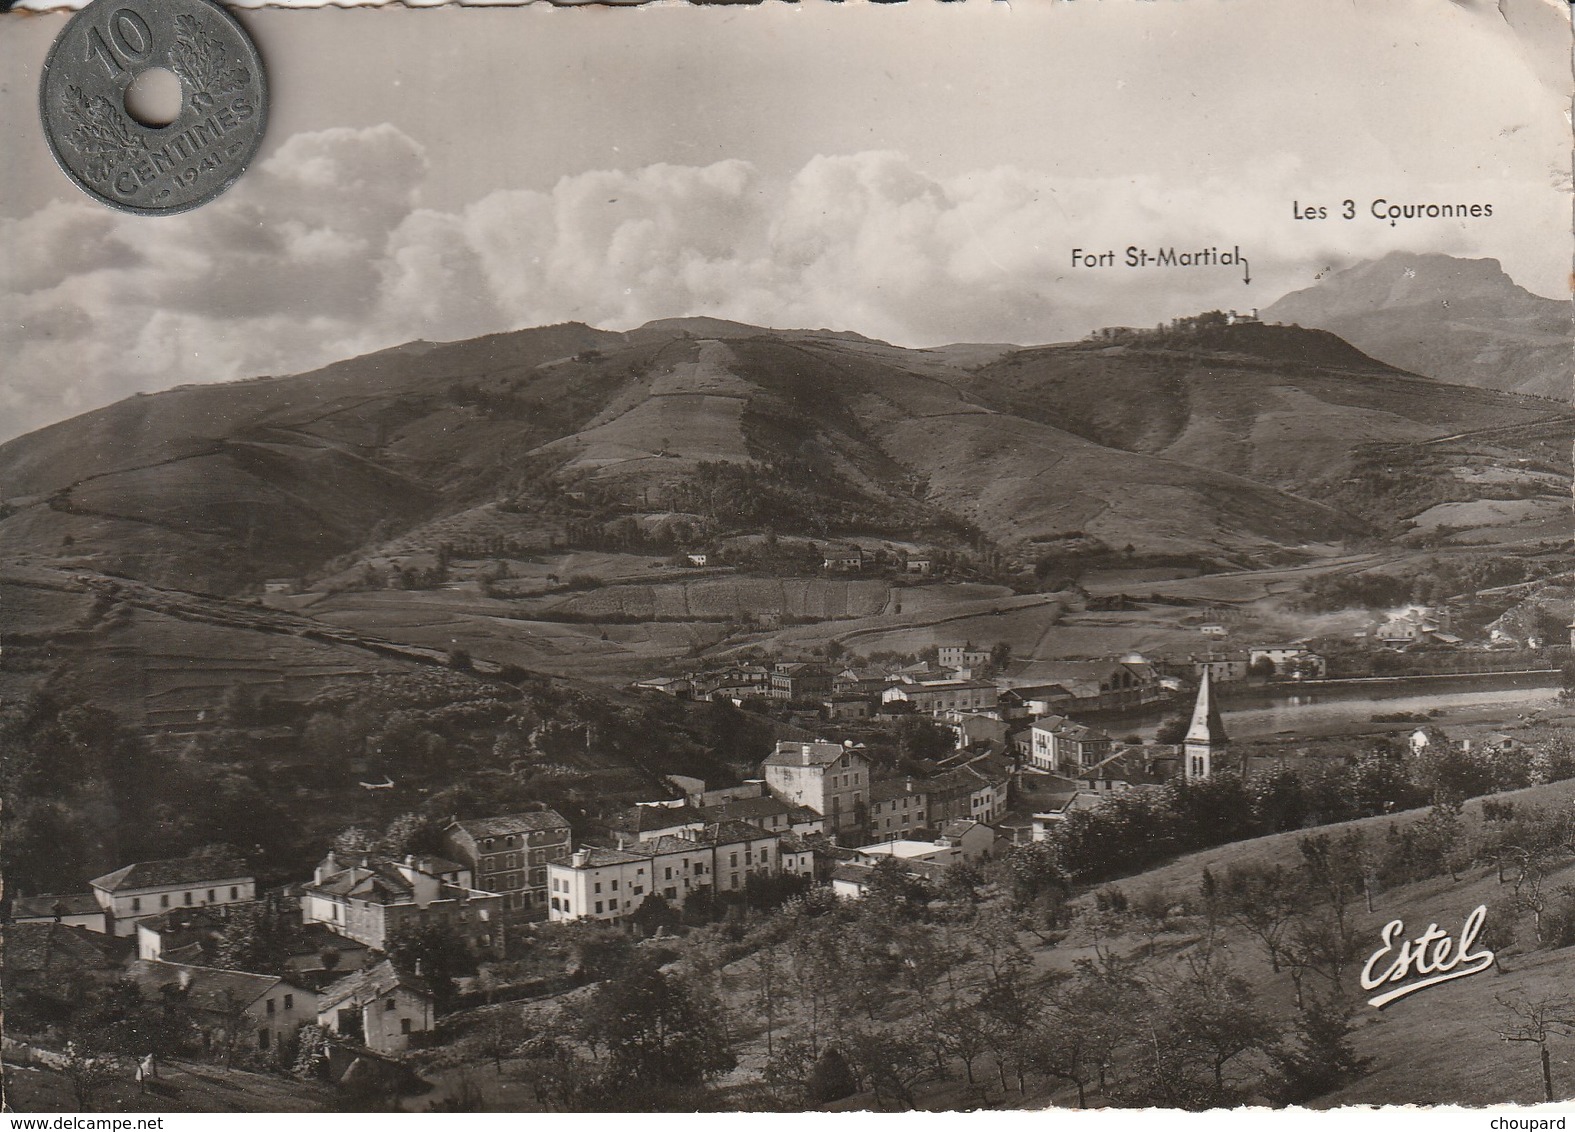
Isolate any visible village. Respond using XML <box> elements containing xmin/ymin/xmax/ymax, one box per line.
<box><xmin>10</xmin><ymin>603</ymin><xmax>1571</xmax><ymax>1112</ymax></box>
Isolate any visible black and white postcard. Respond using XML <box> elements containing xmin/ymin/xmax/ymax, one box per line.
<box><xmin>1</xmin><ymin>0</ymin><xmax>1572</xmax><ymax>1115</ymax></box>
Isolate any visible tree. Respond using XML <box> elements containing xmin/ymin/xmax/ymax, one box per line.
<box><xmin>631</xmin><ymin>892</ymin><xmax>680</xmax><ymax>937</ymax></box>
<box><xmin>387</xmin><ymin>922</ymin><xmax>478</xmax><ymax>1012</ymax></box>
<box><xmin>1215</xmin><ymin>862</ymin><xmax>1305</xmax><ymax>973</ymax></box>
<box><xmin>210</xmin><ymin>902</ymin><xmax>292</xmax><ymax>975</ymax></box>
<box><xmin>61</xmin><ymin>1043</ymin><xmax>118</xmax><ymax>1111</ymax></box>
<box><xmin>1155</xmin><ymin>714</ymin><xmax>1189</xmax><ymax>745</ymax></box>
<box><xmin>1160</xmin><ymin>961</ymin><xmax>1280</xmax><ymax>1097</ymax></box>
<box><xmin>575</xmin><ymin>956</ymin><xmax>734</xmax><ymax>1087</ymax></box>
<box><xmin>1495</xmin><ymin>992</ymin><xmax>1575</xmax><ymax>1103</ymax></box>
<box><xmin>848</xmin><ymin>1022</ymin><xmax>939</xmax><ymax>1109</ymax></box>
<box><xmin>1269</xmin><ymin>994</ymin><xmax>1371</xmax><ymax>1104</ymax></box>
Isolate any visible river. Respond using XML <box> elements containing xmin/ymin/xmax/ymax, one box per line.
<box><xmin>1096</xmin><ymin>671</ymin><xmax>1565</xmax><ymax>742</ymax></box>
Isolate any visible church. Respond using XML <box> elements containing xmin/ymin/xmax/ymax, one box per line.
<box><xmin>1183</xmin><ymin>669</ymin><xmax>1228</xmax><ymax>781</ymax></box>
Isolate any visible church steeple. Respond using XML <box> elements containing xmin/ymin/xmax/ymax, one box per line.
<box><xmin>1183</xmin><ymin>669</ymin><xmax>1227</xmax><ymax>781</ymax></box>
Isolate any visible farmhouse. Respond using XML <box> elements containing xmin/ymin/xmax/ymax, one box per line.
<box><xmin>89</xmin><ymin>856</ymin><xmax>257</xmax><ymax>937</ymax></box>
<box><xmin>937</xmin><ymin>644</ymin><xmax>994</xmax><ymax>670</ymax></box>
<box><xmin>317</xmin><ymin>959</ymin><xmax>434</xmax><ymax>1055</ymax></box>
<box><xmin>822</xmin><ymin>547</ymin><xmax>864</xmax><ymax>572</ymax></box>
<box><xmin>127</xmin><ymin>959</ymin><xmax>318</xmax><ymax>1059</ymax></box>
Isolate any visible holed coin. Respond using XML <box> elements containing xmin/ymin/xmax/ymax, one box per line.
<box><xmin>40</xmin><ymin>0</ymin><xmax>267</xmax><ymax>215</ymax></box>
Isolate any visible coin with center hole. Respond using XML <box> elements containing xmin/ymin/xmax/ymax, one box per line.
<box><xmin>40</xmin><ymin>0</ymin><xmax>267</xmax><ymax>215</ymax></box>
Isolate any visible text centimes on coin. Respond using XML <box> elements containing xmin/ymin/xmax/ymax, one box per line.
<box><xmin>112</xmin><ymin>95</ymin><xmax>258</xmax><ymax>198</ymax></box>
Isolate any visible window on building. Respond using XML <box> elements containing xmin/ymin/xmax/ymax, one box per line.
<box><xmin>386</xmin><ymin>998</ymin><xmax>397</xmax><ymax>1011</ymax></box>
<box><xmin>595</xmin><ymin>901</ymin><xmax>603</xmax><ymax>914</ymax></box>
<box><xmin>266</xmin><ymin>999</ymin><xmax>276</xmax><ymax>1015</ymax></box>
<box><xmin>730</xmin><ymin>853</ymin><xmax>738</xmax><ymax>868</ymax></box>
<box><xmin>731</xmin><ymin>875</ymin><xmax>740</xmax><ymax>889</ymax></box>
<box><xmin>594</xmin><ymin>882</ymin><xmax>602</xmax><ymax>894</ymax></box>
<box><xmin>230</xmin><ymin>887</ymin><xmax>238</xmax><ymax>900</ymax></box>
<box><xmin>258</xmin><ymin>1028</ymin><xmax>270</xmax><ymax>1051</ymax></box>
<box><xmin>160</xmin><ymin>895</ymin><xmax>170</xmax><ymax>908</ymax></box>
<box><xmin>183</xmin><ymin>892</ymin><xmax>193</xmax><ymax>906</ymax></box>
<box><xmin>284</xmin><ymin>994</ymin><xmax>294</xmax><ymax>1011</ymax></box>
<box><xmin>611</xmin><ymin>879</ymin><xmax>619</xmax><ymax>891</ymax></box>
<box><xmin>207</xmin><ymin>889</ymin><xmax>215</xmax><ymax>903</ymax></box>
<box><xmin>401</xmin><ymin>1018</ymin><xmax>413</xmax><ymax>1035</ymax></box>
<box><xmin>132</xmin><ymin>898</ymin><xmax>142</xmax><ymax>912</ymax></box>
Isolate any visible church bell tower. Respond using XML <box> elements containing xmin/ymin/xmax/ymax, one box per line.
<box><xmin>1183</xmin><ymin>669</ymin><xmax>1228</xmax><ymax>781</ymax></box>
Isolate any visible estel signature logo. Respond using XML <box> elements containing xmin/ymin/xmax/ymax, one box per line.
<box><xmin>1360</xmin><ymin>904</ymin><xmax>1496</xmax><ymax>1009</ymax></box>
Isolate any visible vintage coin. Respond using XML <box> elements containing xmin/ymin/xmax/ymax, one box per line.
<box><xmin>40</xmin><ymin>0</ymin><xmax>266</xmax><ymax>215</ymax></box>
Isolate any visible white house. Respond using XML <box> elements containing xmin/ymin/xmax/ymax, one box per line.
<box><xmin>89</xmin><ymin>856</ymin><xmax>257</xmax><ymax>937</ymax></box>
<box><xmin>761</xmin><ymin>740</ymin><xmax>870</xmax><ymax>833</ymax></box>
<box><xmin>547</xmin><ymin>821</ymin><xmax>807</xmax><ymax>922</ymax></box>
<box><xmin>316</xmin><ymin>959</ymin><xmax>434</xmax><ymax>1055</ymax></box>
<box><xmin>126</xmin><ymin>959</ymin><xmax>317</xmax><ymax>1059</ymax></box>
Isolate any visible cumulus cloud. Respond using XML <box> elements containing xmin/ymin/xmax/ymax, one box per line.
<box><xmin>0</xmin><ymin>123</ymin><xmax>1559</xmax><ymax>441</ymax></box>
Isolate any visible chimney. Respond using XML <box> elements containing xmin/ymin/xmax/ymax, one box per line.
<box><xmin>178</xmin><ymin>969</ymin><xmax>194</xmax><ymax>990</ymax></box>
<box><xmin>905</xmin><ymin>778</ymin><xmax>913</xmax><ymax>793</ymax></box>
<box><xmin>572</xmin><ymin>849</ymin><xmax>591</xmax><ymax>868</ymax></box>
<box><xmin>414</xmin><ymin>959</ymin><xmax>423</xmax><ymax>976</ymax></box>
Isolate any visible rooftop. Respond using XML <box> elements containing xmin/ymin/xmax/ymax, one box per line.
<box><xmin>12</xmin><ymin>892</ymin><xmax>102</xmax><ymax>919</ymax></box>
<box><xmin>869</xmin><ymin>777</ymin><xmax>926</xmax><ymax>803</ymax></box>
<box><xmin>5</xmin><ymin>921</ymin><xmax>122</xmax><ymax>976</ymax></box>
<box><xmin>762</xmin><ymin>740</ymin><xmax>861</xmax><ymax>768</ymax></box>
<box><xmin>126</xmin><ymin>959</ymin><xmax>291</xmax><ymax>1013</ymax></box>
<box><xmin>90</xmin><ymin>856</ymin><xmax>251</xmax><ymax>893</ymax></box>
<box><xmin>450</xmin><ymin>811</ymin><xmax>570</xmax><ymax>839</ymax></box>
<box><xmin>318</xmin><ymin>958</ymin><xmax>431</xmax><ymax>1011</ymax></box>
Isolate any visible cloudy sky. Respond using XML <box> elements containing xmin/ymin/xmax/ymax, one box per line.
<box><xmin>1</xmin><ymin>0</ymin><xmax>1568</xmax><ymax>441</ymax></box>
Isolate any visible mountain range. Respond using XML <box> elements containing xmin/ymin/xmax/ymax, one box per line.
<box><xmin>1</xmin><ymin>270</ymin><xmax>1570</xmax><ymax>595</ymax></box>
<box><xmin>1261</xmin><ymin>252</ymin><xmax>1570</xmax><ymax>401</ymax></box>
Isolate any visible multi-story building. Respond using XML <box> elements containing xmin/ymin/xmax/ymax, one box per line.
<box><xmin>926</xmin><ymin>764</ymin><xmax>1009</xmax><ymax>826</ymax></box>
<box><xmin>301</xmin><ymin>851</ymin><xmax>505</xmax><ymax>955</ymax></box>
<box><xmin>1028</xmin><ymin>716</ymin><xmax>1114</xmax><ymax>773</ymax></box>
<box><xmin>770</xmin><ymin>662</ymin><xmax>834</xmax><ymax>702</ymax></box>
<box><xmin>867</xmin><ymin>778</ymin><xmax>930</xmax><ymax>840</ymax></box>
<box><xmin>546</xmin><ymin>821</ymin><xmax>809</xmax><ymax>922</ymax></box>
<box><xmin>89</xmin><ymin>856</ymin><xmax>257</xmax><ymax>937</ymax></box>
<box><xmin>881</xmin><ymin>679</ymin><xmax>999</xmax><ymax>715</ymax></box>
<box><xmin>937</xmin><ymin>645</ymin><xmax>994</xmax><ymax>670</ymax></box>
<box><xmin>761</xmin><ymin>740</ymin><xmax>870</xmax><ymax>834</ymax></box>
<box><xmin>443</xmin><ymin>811</ymin><xmax>572</xmax><ymax>919</ymax></box>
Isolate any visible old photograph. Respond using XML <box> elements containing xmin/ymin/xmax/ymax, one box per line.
<box><xmin>1</xmin><ymin>0</ymin><xmax>1572</xmax><ymax>1114</ymax></box>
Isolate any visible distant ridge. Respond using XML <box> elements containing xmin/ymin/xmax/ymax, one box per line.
<box><xmin>1262</xmin><ymin>252</ymin><xmax>1571</xmax><ymax>401</ymax></box>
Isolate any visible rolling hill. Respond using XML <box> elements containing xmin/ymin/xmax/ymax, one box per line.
<box><xmin>1261</xmin><ymin>252</ymin><xmax>1572</xmax><ymax>401</ymax></box>
<box><xmin>1</xmin><ymin>315</ymin><xmax>1569</xmax><ymax>594</ymax></box>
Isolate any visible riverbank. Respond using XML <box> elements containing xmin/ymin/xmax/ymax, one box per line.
<box><xmin>1094</xmin><ymin>669</ymin><xmax>1568</xmax><ymax>743</ymax></box>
